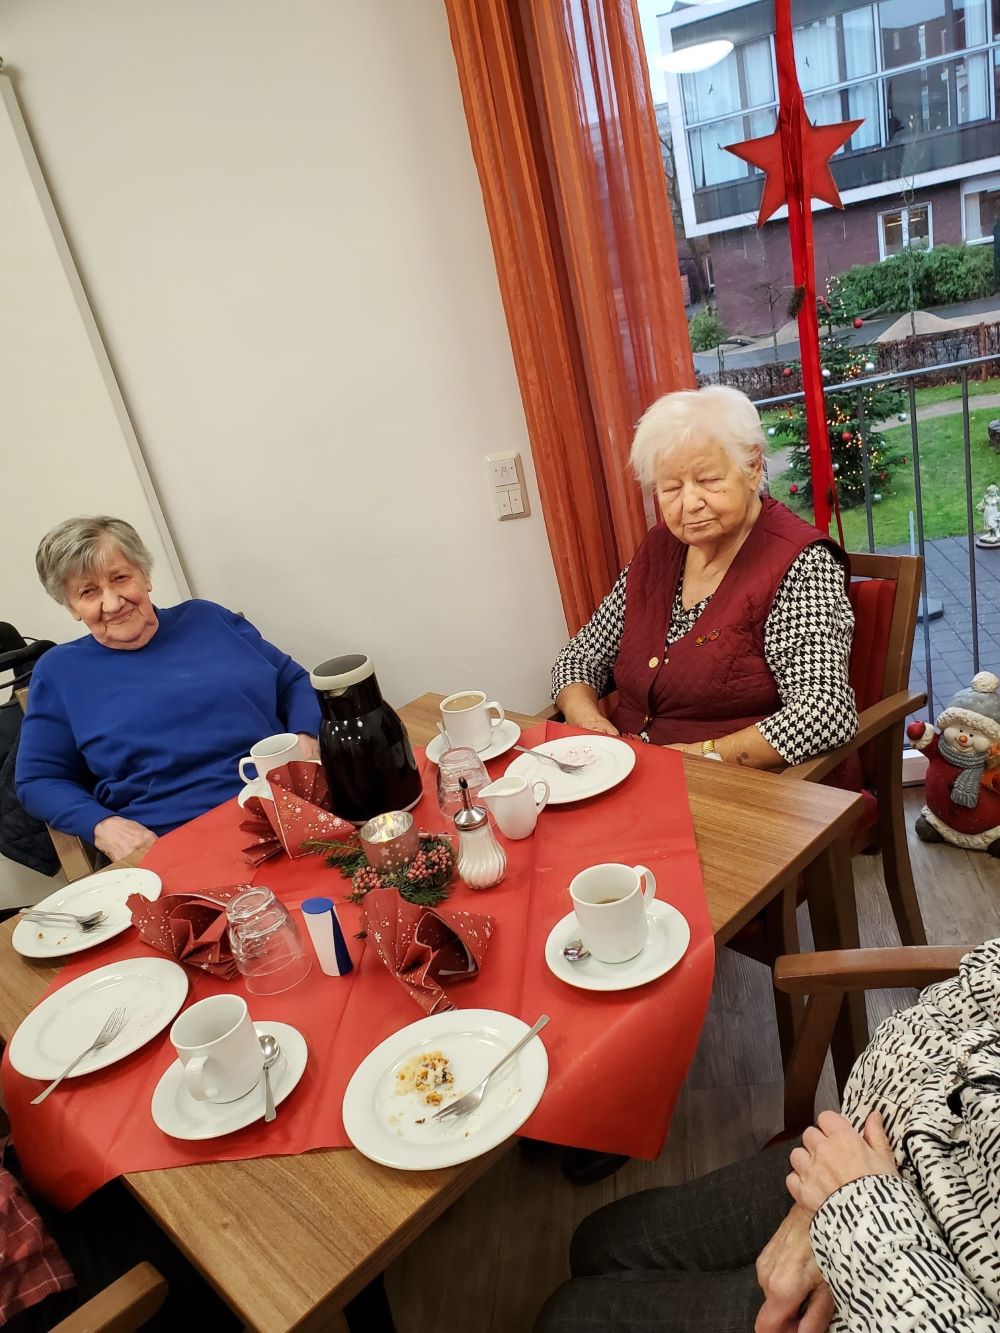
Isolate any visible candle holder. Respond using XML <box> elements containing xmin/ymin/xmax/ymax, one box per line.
<box><xmin>358</xmin><ymin>811</ymin><xmax>421</xmax><ymax>872</ymax></box>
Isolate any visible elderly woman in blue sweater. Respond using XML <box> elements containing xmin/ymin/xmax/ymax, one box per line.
<box><xmin>15</xmin><ymin>516</ymin><xmax>320</xmax><ymax>862</ymax></box>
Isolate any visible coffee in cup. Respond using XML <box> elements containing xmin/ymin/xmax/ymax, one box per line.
<box><xmin>569</xmin><ymin>863</ymin><xmax>657</xmax><ymax>964</ymax></box>
<box><xmin>440</xmin><ymin>691</ymin><xmax>505</xmax><ymax>753</ymax></box>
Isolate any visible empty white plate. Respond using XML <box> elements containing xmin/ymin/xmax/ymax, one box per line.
<box><xmin>504</xmin><ymin>735</ymin><xmax>636</xmax><ymax>804</ymax></box>
<box><xmin>13</xmin><ymin>867</ymin><xmax>162</xmax><ymax>960</ymax></box>
<box><xmin>151</xmin><ymin>1021</ymin><xmax>307</xmax><ymax>1140</ymax></box>
<box><xmin>342</xmin><ymin>1008</ymin><xmax>548</xmax><ymax>1170</ymax></box>
<box><xmin>9</xmin><ymin>957</ymin><xmax>189</xmax><ymax>1080</ymax></box>
<box><xmin>425</xmin><ymin>719</ymin><xmax>522</xmax><ymax>765</ymax></box>
<box><xmin>544</xmin><ymin>900</ymin><xmax>691</xmax><ymax>992</ymax></box>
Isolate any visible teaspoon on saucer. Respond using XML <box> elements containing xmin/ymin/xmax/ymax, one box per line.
<box><xmin>259</xmin><ymin>1033</ymin><xmax>281</xmax><ymax>1122</ymax></box>
<box><xmin>563</xmin><ymin>938</ymin><xmax>591</xmax><ymax>962</ymax></box>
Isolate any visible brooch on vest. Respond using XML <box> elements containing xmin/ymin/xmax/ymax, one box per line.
<box><xmin>693</xmin><ymin>629</ymin><xmax>721</xmax><ymax>646</ymax></box>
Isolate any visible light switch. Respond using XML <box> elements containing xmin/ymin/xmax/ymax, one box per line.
<box><xmin>486</xmin><ymin>451</ymin><xmax>531</xmax><ymax>521</ymax></box>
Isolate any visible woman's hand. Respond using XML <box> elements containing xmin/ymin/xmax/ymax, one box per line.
<box><xmin>755</xmin><ymin>1204</ymin><xmax>834</xmax><ymax>1333</ymax></box>
<box><xmin>787</xmin><ymin>1110</ymin><xmax>898</xmax><ymax>1216</ymax></box>
<box><xmin>556</xmin><ymin>686</ymin><xmax>620</xmax><ymax>736</ymax></box>
<box><xmin>296</xmin><ymin>733</ymin><xmax>320</xmax><ymax>761</ymax></box>
<box><xmin>93</xmin><ymin>816</ymin><xmax>158</xmax><ymax>862</ymax></box>
<box><xmin>574</xmin><ymin>713</ymin><xmax>620</xmax><ymax>737</ymax></box>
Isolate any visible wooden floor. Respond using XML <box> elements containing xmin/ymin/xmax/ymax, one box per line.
<box><xmin>386</xmin><ymin>789</ymin><xmax>1000</xmax><ymax>1332</ymax></box>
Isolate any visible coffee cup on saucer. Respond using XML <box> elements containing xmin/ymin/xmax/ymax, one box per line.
<box><xmin>440</xmin><ymin>691</ymin><xmax>505</xmax><ymax>754</ymax></box>
<box><xmin>169</xmin><ymin>995</ymin><xmax>262</xmax><ymax>1104</ymax></box>
<box><xmin>569</xmin><ymin>863</ymin><xmax>657</xmax><ymax>964</ymax></box>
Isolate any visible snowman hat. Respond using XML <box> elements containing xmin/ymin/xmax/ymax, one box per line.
<box><xmin>936</xmin><ymin>671</ymin><xmax>1000</xmax><ymax>742</ymax></box>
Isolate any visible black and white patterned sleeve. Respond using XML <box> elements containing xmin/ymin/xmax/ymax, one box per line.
<box><xmin>757</xmin><ymin>544</ymin><xmax>858</xmax><ymax>765</ymax></box>
<box><xmin>550</xmin><ymin>567</ymin><xmax>628</xmax><ymax>702</ymax></box>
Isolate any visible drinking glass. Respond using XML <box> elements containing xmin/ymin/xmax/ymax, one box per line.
<box><xmin>436</xmin><ymin>747</ymin><xmax>490</xmax><ymax>818</ymax></box>
<box><xmin>227</xmin><ymin>887</ymin><xmax>312</xmax><ymax>995</ymax></box>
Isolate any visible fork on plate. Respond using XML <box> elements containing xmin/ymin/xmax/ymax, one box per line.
<box><xmin>19</xmin><ymin>908</ymin><xmax>108</xmax><ymax>932</ymax></box>
<box><xmin>433</xmin><ymin>1015</ymin><xmax>549</xmax><ymax>1121</ymax></box>
<box><xmin>30</xmin><ymin>1006</ymin><xmax>128</xmax><ymax>1105</ymax></box>
<box><xmin>512</xmin><ymin>745</ymin><xmax>589</xmax><ymax>775</ymax></box>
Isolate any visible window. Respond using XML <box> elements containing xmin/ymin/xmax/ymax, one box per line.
<box><xmin>878</xmin><ymin>202</ymin><xmax>933</xmax><ymax>257</ymax></box>
<box><xmin>963</xmin><ymin>174</ymin><xmax>1000</xmax><ymax>240</ymax></box>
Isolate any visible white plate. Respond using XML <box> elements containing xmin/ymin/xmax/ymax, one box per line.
<box><xmin>9</xmin><ymin>957</ymin><xmax>189</xmax><ymax>1080</ymax></box>
<box><xmin>342</xmin><ymin>1008</ymin><xmax>548</xmax><ymax>1170</ymax></box>
<box><xmin>13</xmin><ymin>867</ymin><xmax>163</xmax><ymax>960</ymax></box>
<box><xmin>151</xmin><ymin>1021</ymin><xmax>307</xmax><ymax>1141</ymax></box>
<box><xmin>504</xmin><ymin>735</ymin><xmax>636</xmax><ymax>804</ymax></box>
<box><xmin>425</xmin><ymin>718</ymin><xmax>522</xmax><ymax>766</ymax></box>
<box><xmin>544</xmin><ymin>901</ymin><xmax>691</xmax><ymax>992</ymax></box>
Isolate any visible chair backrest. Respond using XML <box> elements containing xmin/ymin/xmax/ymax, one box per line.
<box><xmin>15</xmin><ymin>686</ymin><xmax>98</xmax><ymax>883</ymax></box>
<box><xmin>846</xmin><ymin>552</ymin><xmax>922</xmax><ymax>710</ymax></box>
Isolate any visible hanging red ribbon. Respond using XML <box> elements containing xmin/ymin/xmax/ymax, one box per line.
<box><xmin>725</xmin><ymin>0</ymin><xmax>860</xmax><ymax>536</ymax></box>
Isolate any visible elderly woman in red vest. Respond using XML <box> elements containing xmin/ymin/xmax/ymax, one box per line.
<box><xmin>552</xmin><ymin>385</ymin><xmax>857</xmax><ymax>768</ymax></box>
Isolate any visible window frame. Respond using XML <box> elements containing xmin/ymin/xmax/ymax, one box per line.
<box><xmin>961</xmin><ymin>171</ymin><xmax>1000</xmax><ymax>243</ymax></box>
<box><xmin>877</xmin><ymin>200</ymin><xmax>935</xmax><ymax>258</ymax></box>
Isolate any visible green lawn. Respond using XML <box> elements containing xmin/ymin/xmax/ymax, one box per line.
<box><xmin>773</xmin><ymin>405</ymin><xmax>1000</xmax><ymax>547</ymax></box>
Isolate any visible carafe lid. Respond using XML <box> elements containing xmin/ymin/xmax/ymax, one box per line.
<box><xmin>311</xmin><ymin>653</ymin><xmax>375</xmax><ymax>694</ymax></box>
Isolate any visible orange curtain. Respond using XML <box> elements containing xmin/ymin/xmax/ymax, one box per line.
<box><xmin>444</xmin><ymin>0</ymin><xmax>694</xmax><ymax>633</ymax></box>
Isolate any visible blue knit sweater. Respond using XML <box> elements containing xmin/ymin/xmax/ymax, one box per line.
<box><xmin>15</xmin><ymin>600</ymin><xmax>320</xmax><ymax>840</ymax></box>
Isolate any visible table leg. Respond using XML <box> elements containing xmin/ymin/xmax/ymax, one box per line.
<box><xmin>803</xmin><ymin>834</ymin><xmax>867</xmax><ymax>1095</ymax></box>
<box><xmin>345</xmin><ymin>1274</ymin><xmax>396</xmax><ymax>1333</ymax></box>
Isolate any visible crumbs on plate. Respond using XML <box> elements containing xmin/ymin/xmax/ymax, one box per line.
<box><xmin>396</xmin><ymin>1050</ymin><xmax>454</xmax><ymax>1107</ymax></box>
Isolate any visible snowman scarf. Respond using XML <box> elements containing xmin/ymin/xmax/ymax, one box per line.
<box><xmin>939</xmin><ymin>736</ymin><xmax>987</xmax><ymax>808</ymax></box>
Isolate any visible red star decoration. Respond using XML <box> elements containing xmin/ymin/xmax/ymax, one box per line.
<box><xmin>726</xmin><ymin>113</ymin><xmax>863</xmax><ymax>227</ymax></box>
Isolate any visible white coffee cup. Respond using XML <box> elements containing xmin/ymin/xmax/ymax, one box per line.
<box><xmin>569</xmin><ymin>863</ymin><xmax>657</xmax><ymax>964</ymax></box>
<box><xmin>170</xmin><ymin>994</ymin><xmax>262</xmax><ymax>1104</ymax></box>
<box><xmin>238</xmin><ymin>732</ymin><xmax>304</xmax><ymax>785</ymax></box>
<box><xmin>479</xmin><ymin>774</ymin><xmax>550</xmax><ymax>840</ymax></box>
<box><xmin>440</xmin><ymin>691</ymin><xmax>505</xmax><ymax>753</ymax></box>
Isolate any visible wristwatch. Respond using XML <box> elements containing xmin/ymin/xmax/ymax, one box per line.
<box><xmin>701</xmin><ymin>739</ymin><xmax>723</xmax><ymax>761</ymax></box>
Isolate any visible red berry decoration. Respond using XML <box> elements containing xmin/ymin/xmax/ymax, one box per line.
<box><xmin>782</xmin><ymin>367</ymin><xmax>793</xmax><ymax>378</ymax></box>
<box><xmin>841</xmin><ymin>430</ymin><xmax>853</xmax><ymax>442</ymax></box>
<box><xmin>788</xmin><ymin>483</ymin><xmax>799</xmax><ymax>495</ymax></box>
<box><xmin>853</xmin><ymin>317</ymin><xmax>864</xmax><ymax>328</ymax></box>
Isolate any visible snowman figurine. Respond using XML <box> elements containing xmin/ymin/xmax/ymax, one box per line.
<box><xmin>907</xmin><ymin>671</ymin><xmax>1000</xmax><ymax>854</ymax></box>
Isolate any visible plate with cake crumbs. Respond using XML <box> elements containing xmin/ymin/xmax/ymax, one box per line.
<box><xmin>342</xmin><ymin>1009</ymin><xmax>548</xmax><ymax>1170</ymax></box>
<box><xmin>503</xmin><ymin>735</ymin><xmax>635</xmax><ymax>804</ymax></box>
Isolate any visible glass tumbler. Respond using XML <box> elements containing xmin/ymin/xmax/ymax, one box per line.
<box><xmin>436</xmin><ymin>747</ymin><xmax>490</xmax><ymax>818</ymax></box>
<box><xmin>227</xmin><ymin>887</ymin><xmax>312</xmax><ymax>995</ymax></box>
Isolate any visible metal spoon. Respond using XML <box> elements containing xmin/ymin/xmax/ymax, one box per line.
<box><xmin>563</xmin><ymin>938</ymin><xmax>591</xmax><ymax>962</ymax></box>
<box><xmin>259</xmin><ymin>1033</ymin><xmax>280</xmax><ymax>1122</ymax></box>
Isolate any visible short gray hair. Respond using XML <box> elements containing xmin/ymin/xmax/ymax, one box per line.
<box><xmin>630</xmin><ymin>385</ymin><xmax>766</xmax><ymax>492</ymax></box>
<box><xmin>36</xmin><ymin>516</ymin><xmax>153</xmax><ymax>605</ymax></box>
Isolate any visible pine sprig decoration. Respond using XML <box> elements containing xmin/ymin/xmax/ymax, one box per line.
<box><xmin>303</xmin><ymin>834</ymin><xmax>455</xmax><ymax>908</ymax></box>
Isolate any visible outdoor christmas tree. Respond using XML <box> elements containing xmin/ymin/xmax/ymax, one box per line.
<box><xmin>772</xmin><ymin>300</ymin><xmax>907</xmax><ymax>511</ymax></box>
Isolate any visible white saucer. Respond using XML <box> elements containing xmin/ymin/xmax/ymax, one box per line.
<box><xmin>342</xmin><ymin>1008</ymin><xmax>548</xmax><ymax>1170</ymax></box>
<box><xmin>13</xmin><ymin>867</ymin><xmax>162</xmax><ymax>959</ymax></box>
<box><xmin>9</xmin><ymin>957</ymin><xmax>189</xmax><ymax>1080</ymax></box>
<box><xmin>237</xmin><ymin>776</ymin><xmax>272</xmax><ymax>807</ymax></box>
<box><xmin>544</xmin><ymin>901</ymin><xmax>691</xmax><ymax>992</ymax></box>
<box><xmin>425</xmin><ymin>718</ymin><xmax>521</xmax><ymax>765</ymax></box>
<box><xmin>151</xmin><ymin>1021</ymin><xmax>307</xmax><ymax>1140</ymax></box>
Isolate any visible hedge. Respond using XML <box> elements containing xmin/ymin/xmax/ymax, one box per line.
<box><xmin>828</xmin><ymin>243</ymin><xmax>996</xmax><ymax>316</ymax></box>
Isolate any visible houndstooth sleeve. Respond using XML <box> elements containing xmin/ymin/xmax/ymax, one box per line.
<box><xmin>551</xmin><ymin>567</ymin><xmax>628</xmax><ymax>701</ymax></box>
<box><xmin>756</xmin><ymin>543</ymin><xmax>858</xmax><ymax>765</ymax></box>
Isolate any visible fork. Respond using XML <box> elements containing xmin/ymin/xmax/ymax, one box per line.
<box><xmin>512</xmin><ymin>745</ymin><xmax>589</xmax><ymax>775</ymax></box>
<box><xmin>433</xmin><ymin>1015</ymin><xmax>549</xmax><ymax>1121</ymax></box>
<box><xmin>31</xmin><ymin>1006</ymin><xmax>128</xmax><ymax>1105</ymax></box>
<box><xmin>19</xmin><ymin>908</ymin><xmax>108</xmax><ymax>932</ymax></box>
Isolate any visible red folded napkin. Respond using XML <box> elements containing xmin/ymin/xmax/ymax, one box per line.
<box><xmin>361</xmin><ymin>887</ymin><xmax>494</xmax><ymax>1014</ymax></box>
<box><xmin>127</xmin><ymin>885</ymin><xmax>247</xmax><ymax>979</ymax></box>
<box><xmin>239</xmin><ymin>760</ymin><xmax>355</xmax><ymax>865</ymax></box>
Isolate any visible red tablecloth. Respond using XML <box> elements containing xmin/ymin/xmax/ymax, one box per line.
<box><xmin>3</xmin><ymin>723</ymin><xmax>714</xmax><ymax>1207</ymax></box>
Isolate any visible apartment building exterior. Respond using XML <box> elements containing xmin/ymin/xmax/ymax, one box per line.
<box><xmin>652</xmin><ymin>0</ymin><xmax>1000</xmax><ymax>333</ymax></box>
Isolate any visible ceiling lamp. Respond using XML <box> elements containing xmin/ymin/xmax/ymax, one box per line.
<box><xmin>657</xmin><ymin>40</ymin><xmax>734</xmax><ymax>74</ymax></box>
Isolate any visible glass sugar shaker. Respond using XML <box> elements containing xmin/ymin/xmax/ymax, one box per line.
<box><xmin>454</xmin><ymin>777</ymin><xmax>506</xmax><ymax>889</ymax></box>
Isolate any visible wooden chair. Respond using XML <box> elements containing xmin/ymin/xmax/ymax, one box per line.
<box><xmin>775</xmin><ymin>944</ymin><xmax>967</xmax><ymax>1136</ymax></box>
<box><xmin>14</xmin><ymin>687</ymin><xmax>99</xmax><ymax>883</ymax></box>
<box><xmin>51</xmin><ymin>1262</ymin><xmax>167</xmax><ymax>1332</ymax></box>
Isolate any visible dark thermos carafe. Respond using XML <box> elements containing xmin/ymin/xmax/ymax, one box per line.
<box><xmin>310</xmin><ymin>654</ymin><xmax>422</xmax><ymax>823</ymax></box>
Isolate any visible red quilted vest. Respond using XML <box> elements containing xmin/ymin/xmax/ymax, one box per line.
<box><xmin>612</xmin><ymin>497</ymin><xmax>847</xmax><ymax>745</ymax></box>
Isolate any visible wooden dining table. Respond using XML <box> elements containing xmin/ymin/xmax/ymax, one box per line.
<box><xmin>0</xmin><ymin>694</ymin><xmax>864</xmax><ymax>1333</ymax></box>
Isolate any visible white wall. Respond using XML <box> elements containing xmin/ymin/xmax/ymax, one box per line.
<box><xmin>0</xmin><ymin>0</ymin><xmax>566</xmax><ymax>713</ymax></box>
